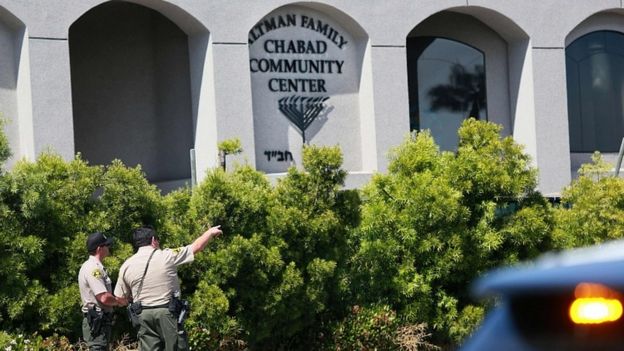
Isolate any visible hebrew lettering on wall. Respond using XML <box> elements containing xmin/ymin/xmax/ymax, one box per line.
<box><xmin>263</xmin><ymin>150</ymin><xmax>294</xmax><ymax>162</ymax></box>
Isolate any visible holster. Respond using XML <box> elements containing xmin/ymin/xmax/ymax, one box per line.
<box><xmin>168</xmin><ymin>295</ymin><xmax>190</xmax><ymax>326</ymax></box>
<box><xmin>86</xmin><ymin>306</ymin><xmax>104</xmax><ymax>336</ymax></box>
<box><xmin>127</xmin><ymin>301</ymin><xmax>143</xmax><ymax>328</ymax></box>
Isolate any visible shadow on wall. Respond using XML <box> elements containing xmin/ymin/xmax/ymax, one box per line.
<box><xmin>0</xmin><ymin>6</ymin><xmax>27</xmax><ymax>168</ymax></box>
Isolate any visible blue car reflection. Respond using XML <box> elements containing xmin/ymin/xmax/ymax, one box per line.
<box><xmin>461</xmin><ymin>240</ymin><xmax>624</xmax><ymax>351</ymax></box>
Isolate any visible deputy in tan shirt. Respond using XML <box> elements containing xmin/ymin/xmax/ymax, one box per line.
<box><xmin>78</xmin><ymin>232</ymin><xmax>127</xmax><ymax>351</ymax></box>
<box><xmin>115</xmin><ymin>225</ymin><xmax>222</xmax><ymax>351</ymax></box>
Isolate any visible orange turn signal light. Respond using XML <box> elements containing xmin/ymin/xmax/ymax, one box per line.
<box><xmin>569</xmin><ymin>283</ymin><xmax>623</xmax><ymax>325</ymax></box>
<box><xmin>570</xmin><ymin>298</ymin><xmax>623</xmax><ymax>324</ymax></box>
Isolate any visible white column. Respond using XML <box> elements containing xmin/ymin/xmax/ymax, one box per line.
<box><xmin>209</xmin><ymin>42</ymin><xmax>256</xmax><ymax>172</ymax></box>
<box><xmin>29</xmin><ymin>37</ymin><xmax>74</xmax><ymax>159</ymax></box>
<box><xmin>509</xmin><ymin>40</ymin><xmax>538</xmax><ymax>169</ymax></box>
<box><xmin>369</xmin><ymin>45</ymin><xmax>410</xmax><ymax>172</ymax></box>
<box><xmin>531</xmin><ymin>47</ymin><xmax>571</xmax><ymax>194</ymax></box>
<box><xmin>189</xmin><ymin>33</ymin><xmax>219</xmax><ymax>178</ymax></box>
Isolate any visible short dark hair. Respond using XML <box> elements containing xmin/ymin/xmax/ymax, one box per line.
<box><xmin>133</xmin><ymin>226</ymin><xmax>156</xmax><ymax>248</ymax></box>
<box><xmin>86</xmin><ymin>232</ymin><xmax>113</xmax><ymax>255</ymax></box>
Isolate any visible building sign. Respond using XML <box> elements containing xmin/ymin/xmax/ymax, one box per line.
<box><xmin>249</xmin><ymin>6</ymin><xmax>363</xmax><ymax>173</ymax></box>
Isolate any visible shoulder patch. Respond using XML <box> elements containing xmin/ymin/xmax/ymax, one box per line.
<box><xmin>172</xmin><ymin>247</ymin><xmax>182</xmax><ymax>255</ymax></box>
<box><xmin>92</xmin><ymin>269</ymin><xmax>102</xmax><ymax>279</ymax></box>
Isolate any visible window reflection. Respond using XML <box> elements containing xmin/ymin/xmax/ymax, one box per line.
<box><xmin>407</xmin><ymin>37</ymin><xmax>487</xmax><ymax>151</ymax></box>
<box><xmin>566</xmin><ymin>31</ymin><xmax>624</xmax><ymax>152</ymax></box>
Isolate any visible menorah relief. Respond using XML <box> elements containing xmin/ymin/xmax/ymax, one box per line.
<box><xmin>278</xmin><ymin>95</ymin><xmax>330</xmax><ymax>143</ymax></box>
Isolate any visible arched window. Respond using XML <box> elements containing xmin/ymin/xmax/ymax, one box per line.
<box><xmin>566</xmin><ymin>30</ymin><xmax>624</xmax><ymax>152</ymax></box>
<box><xmin>407</xmin><ymin>37</ymin><xmax>486</xmax><ymax>151</ymax></box>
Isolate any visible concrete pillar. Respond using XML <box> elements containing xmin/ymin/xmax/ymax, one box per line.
<box><xmin>209</xmin><ymin>42</ymin><xmax>256</xmax><ymax>173</ymax></box>
<box><xmin>509</xmin><ymin>40</ymin><xmax>538</xmax><ymax>170</ymax></box>
<box><xmin>189</xmin><ymin>33</ymin><xmax>218</xmax><ymax>178</ymax></box>
<box><xmin>358</xmin><ymin>42</ymin><xmax>377</xmax><ymax>172</ymax></box>
<box><xmin>29</xmin><ymin>37</ymin><xmax>74</xmax><ymax>159</ymax></box>
<box><xmin>531</xmin><ymin>47</ymin><xmax>571</xmax><ymax>194</ymax></box>
<box><xmin>370</xmin><ymin>45</ymin><xmax>410</xmax><ymax>172</ymax></box>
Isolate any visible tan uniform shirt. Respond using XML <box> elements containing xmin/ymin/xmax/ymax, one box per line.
<box><xmin>114</xmin><ymin>245</ymin><xmax>194</xmax><ymax>306</ymax></box>
<box><xmin>78</xmin><ymin>255</ymin><xmax>113</xmax><ymax>313</ymax></box>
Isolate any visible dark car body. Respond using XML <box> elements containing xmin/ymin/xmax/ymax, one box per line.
<box><xmin>461</xmin><ymin>241</ymin><xmax>624</xmax><ymax>351</ymax></box>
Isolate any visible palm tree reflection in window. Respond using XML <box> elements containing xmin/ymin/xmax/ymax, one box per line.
<box><xmin>407</xmin><ymin>37</ymin><xmax>487</xmax><ymax>151</ymax></box>
<box><xmin>428</xmin><ymin>63</ymin><xmax>486</xmax><ymax>120</ymax></box>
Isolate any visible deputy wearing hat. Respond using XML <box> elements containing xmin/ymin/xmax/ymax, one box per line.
<box><xmin>115</xmin><ymin>225</ymin><xmax>222</xmax><ymax>351</ymax></box>
<box><xmin>78</xmin><ymin>232</ymin><xmax>127</xmax><ymax>350</ymax></box>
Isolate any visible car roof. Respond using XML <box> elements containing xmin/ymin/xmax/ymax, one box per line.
<box><xmin>473</xmin><ymin>239</ymin><xmax>624</xmax><ymax>297</ymax></box>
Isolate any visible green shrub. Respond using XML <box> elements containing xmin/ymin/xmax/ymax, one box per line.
<box><xmin>0</xmin><ymin>154</ymin><xmax>100</xmax><ymax>335</ymax></box>
<box><xmin>0</xmin><ymin>119</ymin><xmax>11</xmax><ymax>169</ymax></box>
<box><xmin>348</xmin><ymin>120</ymin><xmax>554</xmax><ymax>344</ymax></box>
<box><xmin>6</xmin><ymin>118</ymin><xmax>620</xmax><ymax>350</ymax></box>
<box><xmin>326</xmin><ymin>304</ymin><xmax>439</xmax><ymax>351</ymax></box>
<box><xmin>0</xmin><ymin>152</ymin><xmax>169</xmax><ymax>339</ymax></box>
<box><xmin>183</xmin><ymin>147</ymin><xmax>359</xmax><ymax>349</ymax></box>
<box><xmin>189</xmin><ymin>165</ymin><xmax>274</xmax><ymax>240</ymax></box>
<box><xmin>554</xmin><ymin>152</ymin><xmax>624</xmax><ymax>248</ymax></box>
<box><xmin>161</xmin><ymin>187</ymin><xmax>194</xmax><ymax>247</ymax></box>
<box><xmin>93</xmin><ymin>160</ymin><xmax>166</xmax><ymax>244</ymax></box>
<box><xmin>328</xmin><ymin>305</ymin><xmax>399</xmax><ymax>351</ymax></box>
<box><xmin>0</xmin><ymin>331</ymin><xmax>45</xmax><ymax>350</ymax></box>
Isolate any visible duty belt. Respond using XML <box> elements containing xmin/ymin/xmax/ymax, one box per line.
<box><xmin>141</xmin><ymin>303</ymin><xmax>169</xmax><ymax>309</ymax></box>
<box><xmin>83</xmin><ymin>311</ymin><xmax>113</xmax><ymax>317</ymax></box>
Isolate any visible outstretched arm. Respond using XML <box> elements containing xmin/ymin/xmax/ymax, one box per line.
<box><xmin>191</xmin><ymin>225</ymin><xmax>223</xmax><ymax>254</ymax></box>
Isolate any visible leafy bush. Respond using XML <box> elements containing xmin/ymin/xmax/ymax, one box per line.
<box><xmin>0</xmin><ymin>154</ymin><xmax>100</xmax><ymax>335</ymax></box>
<box><xmin>328</xmin><ymin>304</ymin><xmax>399</xmax><ymax>351</ymax></box>
<box><xmin>3</xmin><ymin>118</ymin><xmax>622</xmax><ymax>350</ymax></box>
<box><xmin>0</xmin><ymin>152</ymin><xmax>169</xmax><ymax>340</ymax></box>
<box><xmin>181</xmin><ymin>146</ymin><xmax>357</xmax><ymax>349</ymax></box>
<box><xmin>326</xmin><ymin>305</ymin><xmax>438</xmax><ymax>351</ymax></box>
<box><xmin>0</xmin><ymin>331</ymin><xmax>44</xmax><ymax>351</ymax></box>
<box><xmin>0</xmin><ymin>118</ymin><xmax>11</xmax><ymax>169</ymax></box>
<box><xmin>218</xmin><ymin>138</ymin><xmax>243</xmax><ymax>170</ymax></box>
<box><xmin>187</xmin><ymin>323</ymin><xmax>247</xmax><ymax>351</ymax></box>
<box><xmin>553</xmin><ymin>152</ymin><xmax>624</xmax><ymax>248</ymax></box>
<box><xmin>348</xmin><ymin>120</ymin><xmax>553</xmax><ymax>344</ymax></box>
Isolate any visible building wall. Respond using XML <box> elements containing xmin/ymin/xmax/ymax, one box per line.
<box><xmin>0</xmin><ymin>0</ymin><xmax>622</xmax><ymax>194</ymax></box>
<box><xmin>0</xmin><ymin>6</ymin><xmax>30</xmax><ymax>169</ymax></box>
<box><xmin>0</xmin><ymin>15</ymin><xmax>20</xmax><ymax>165</ymax></box>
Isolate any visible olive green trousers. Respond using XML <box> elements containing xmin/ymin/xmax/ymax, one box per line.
<box><xmin>82</xmin><ymin>316</ymin><xmax>112</xmax><ymax>351</ymax></box>
<box><xmin>138</xmin><ymin>308</ymin><xmax>188</xmax><ymax>351</ymax></box>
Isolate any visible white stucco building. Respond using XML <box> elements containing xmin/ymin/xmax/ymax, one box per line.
<box><xmin>1</xmin><ymin>0</ymin><xmax>623</xmax><ymax>194</ymax></box>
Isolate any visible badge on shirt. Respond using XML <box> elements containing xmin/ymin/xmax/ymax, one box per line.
<box><xmin>172</xmin><ymin>247</ymin><xmax>182</xmax><ymax>255</ymax></box>
<box><xmin>92</xmin><ymin>269</ymin><xmax>102</xmax><ymax>279</ymax></box>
